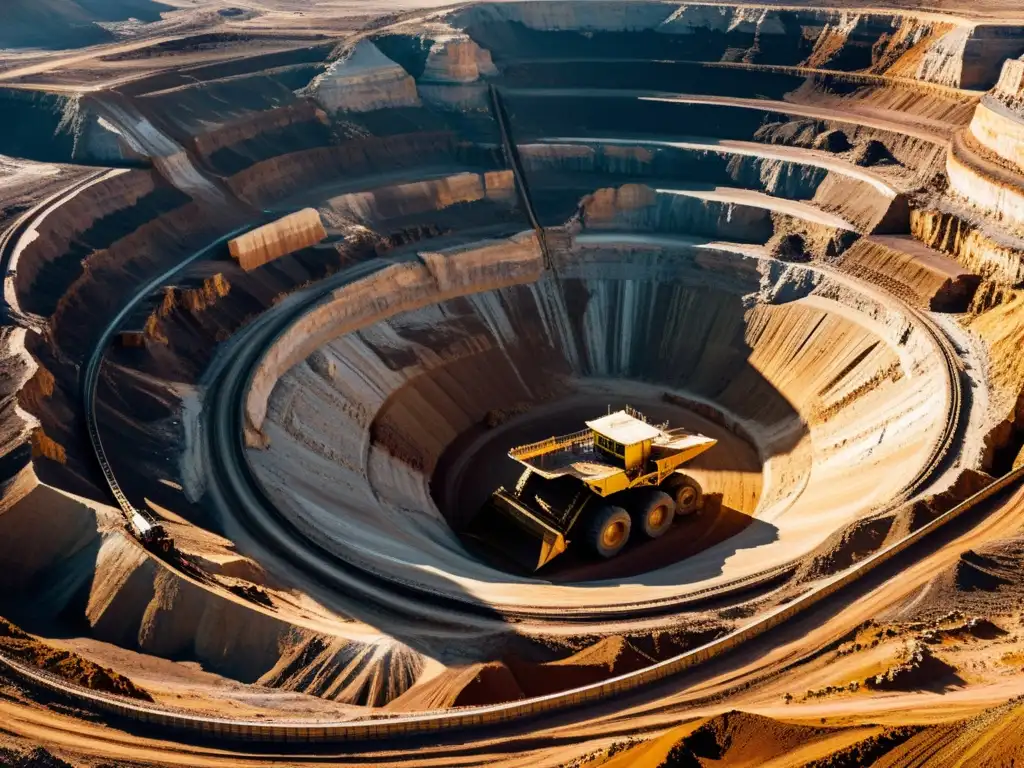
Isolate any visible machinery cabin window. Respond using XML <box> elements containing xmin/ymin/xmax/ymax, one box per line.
<box><xmin>595</xmin><ymin>435</ymin><xmax>625</xmax><ymax>457</ymax></box>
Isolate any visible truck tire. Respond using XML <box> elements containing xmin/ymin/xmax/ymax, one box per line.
<box><xmin>664</xmin><ymin>474</ymin><xmax>703</xmax><ymax>515</ymax></box>
<box><xmin>584</xmin><ymin>505</ymin><xmax>631</xmax><ymax>559</ymax></box>
<box><xmin>631</xmin><ymin>489</ymin><xmax>675</xmax><ymax>538</ymax></box>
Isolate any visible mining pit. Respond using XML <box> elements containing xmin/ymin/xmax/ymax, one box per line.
<box><xmin>6</xmin><ymin>1</ymin><xmax>1024</xmax><ymax>765</ymax></box>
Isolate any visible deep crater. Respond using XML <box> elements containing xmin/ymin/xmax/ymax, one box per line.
<box><xmin>244</xmin><ymin>243</ymin><xmax>952</xmax><ymax>605</ymax></box>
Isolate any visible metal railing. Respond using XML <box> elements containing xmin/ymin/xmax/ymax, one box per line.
<box><xmin>509</xmin><ymin>428</ymin><xmax>593</xmax><ymax>460</ymax></box>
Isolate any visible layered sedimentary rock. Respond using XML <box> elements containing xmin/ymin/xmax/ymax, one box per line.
<box><xmin>450</xmin><ymin>3</ymin><xmax>1024</xmax><ymax>88</ymax></box>
<box><xmin>191</xmin><ymin>102</ymin><xmax>331</xmax><ymax>162</ymax></box>
<box><xmin>228</xmin><ymin>208</ymin><xmax>328</xmax><ymax>272</ymax></box>
<box><xmin>836</xmin><ymin>236</ymin><xmax>980</xmax><ymax>310</ymax></box>
<box><xmin>12</xmin><ymin>169</ymin><xmax>191</xmax><ymax>318</ymax></box>
<box><xmin>307</xmin><ymin>40</ymin><xmax>421</xmax><ymax>114</ymax></box>
<box><xmin>947</xmin><ymin>132</ymin><xmax>1024</xmax><ymax>232</ymax></box>
<box><xmin>245</xmin><ymin>230</ymin><xmax>544</xmax><ymax>441</ymax></box>
<box><xmin>323</xmin><ymin>170</ymin><xmax>515</xmax><ymax>224</ymax></box>
<box><xmin>225</xmin><ymin>133</ymin><xmax>499</xmax><ymax>209</ymax></box>
<box><xmin>969</xmin><ymin>99</ymin><xmax>1024</xmax><ymax>173</ymax></box>
<box><xmin>994</xmin><ymin>58</ymin><xmax>1024</xmax><ymax>103</ymax></box>
<box><xmin>422</xmin><ymin>36</ymin><xmax>498</xmax><ymax>83</ymax></box>
<box><xmin>910</xmin><ymin>206</ymin><xmax>1024</xmax><ymax>285</ymax></box>
<box><xmin>572</xmin><ymin>183</ymin><xmax>857</xmax><ymax>260</ymax></box>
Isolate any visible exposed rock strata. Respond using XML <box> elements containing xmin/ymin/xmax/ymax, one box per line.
<box><xmin>307</xmin><ymin>40</ymin><xmax>421</xmax><ymax>114</ymax></box>
<box><xmin>228</xmin><ymin>208</ymin><xmax>327</xmax><ymax>272</ymax></box>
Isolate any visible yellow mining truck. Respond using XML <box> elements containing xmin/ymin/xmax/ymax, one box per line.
<box><xmin>469</xmin><ymin>407</ymin><xmax>717</xmax><ymax>570</ymax></box>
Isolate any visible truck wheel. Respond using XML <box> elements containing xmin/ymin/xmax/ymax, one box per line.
<box><xmin>632</xmin><ymin>489</ymin><xmax>675</xmax><ymax>538</ymax></box>
<box><xmin>665</xmin><ymin>474</ymin><xmax>703</xmax><ymax>515</ymax></box>
<box><xmin>584</xmin><ymin>505</ymin><xmax>631</xmax><ymax>559</ymax></box>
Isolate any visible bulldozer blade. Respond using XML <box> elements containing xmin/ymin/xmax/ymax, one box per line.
<box><xmin>465</xmin><ymin>494</ymin><xmax>568</xmax><ymax>572</ymax></box>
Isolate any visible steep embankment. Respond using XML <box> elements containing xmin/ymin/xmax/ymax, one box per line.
<box><xmin>0</xmin><ymin>467</ymin><xmax>434</xmax><ymax>707</ymax></box>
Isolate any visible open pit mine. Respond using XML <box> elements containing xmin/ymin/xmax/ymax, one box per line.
<box><xmin>10</xmin><ymin>1</ymin><xmax>1024</xmax><ymax>766</ymax></box>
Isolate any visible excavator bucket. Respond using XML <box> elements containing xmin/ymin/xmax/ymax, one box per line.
<box><xmin>465</xmin><ymin>489</ymin><xmax>568</xmax><ymax>571</ymax></box>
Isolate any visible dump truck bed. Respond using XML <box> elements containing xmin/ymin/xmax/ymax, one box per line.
<box><xmin>512</xmin><ymin>428</ymin><xmax>716</xmax><ymax>481</ymax></box>
<box><xmin>519</xmin><ymin>438</ymin><xmax>623</xmax><ymax>481</ymax></box>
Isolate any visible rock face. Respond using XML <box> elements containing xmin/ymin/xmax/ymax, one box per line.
<box><xmin>947</xmin><ymin>132</ymin><xmax>1024</xmax><ymax>232</ymax></box>
<box><xmin>910</xmin><ymin>207</ymin><xmax>1024</xmax><ymax>285</ymax></box>
<box><xmin>323</xmin><ymin>170</ymin><xmax>515</xmax><ymax>224</ymax></box>
<box><xmin>0</xmin><ymin>467</ymin><xmax>427</xmax><ymax>707</ymax></box>
<box><xmin>228</xmin><ymin>208</ymin><xmax>327</xmax><ymax>272</ymax></box>
<box><xmin>969</xmin><ymin>98</ymin><xmax>1024</xmax><ymax>173</ymax></box>
<box><xmin>307</xmin><ymin>40</ymin><xmax>421</xmax><ymax>113</ymax></box>
<box><xmin>835</xmin><ymin>236</ymin><xmax>980</xmax><ymax>311</ymax></box>
<box><xmin>245</xmin><ymin>230</ymin><xmax>544</xmax><ymax>438</ymax></box>
<box><xmin>993</xmin><ymin>58</ymin><xmax>1024</xmax><ymax>108</ymax></box>
<box><xmin>0</xmin><ymin>90</ymin><xmax>142</xmax><ymax>166</ymax></box>
<box><xmin>422</xmin><ymin>36</ymin><xmax>498</xmax><ymax>83</ymax></box>
<box><xmin>452</xmin><ymin>3</ymin><xmax>1024</xmax><ymax>88</ymax></box>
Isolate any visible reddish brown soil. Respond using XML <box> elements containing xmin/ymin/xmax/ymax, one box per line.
<box><xmin>0</xmin><ymin>618</ymin><xmax>151</xmax><ymax>701</ymax></box>
<box><xmin>451</xmin><ymin>662</ymin><xmax>526</xmax><ymax>707</ymax></box>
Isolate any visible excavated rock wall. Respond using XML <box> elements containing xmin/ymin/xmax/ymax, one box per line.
<box><xmin>307</xmin><ymin>40</ymin><xmax>422</xmax><ymax>114</ymax></box>
<box><xmin>0</xmin><ymin>90</ymin><xmax>141</xmax><ymax>166</ymax></box>
<box><xmin>49</xmin><ymin>202</ymin><xmax>247</xmax><ymax>356</ymax></box>
<box><xmin>17</xmin><ymin>198</ymin><xmax>252</xmax><ymax>488</ymax></box>
<box><xmin>835</xmin><ymin>236</ymin><xmax>980</xmax><ymax>310</ymax></box>
<box><xmin>994</xmin><ymin>58</ymin><xmax>1024</xmax><ymax>103</ymax></box>
<box><xmin>127</xmin><ymin>44</ymin><xmax>335</xmax><ymax>139</ymax></box>
<box><xmin>910</xmin><ymin>206</ymin><xmax>1024</xmax><ymax>285</ymax></box>
<box><xmin>190</xmin><ymin>101</ymin><xmax>332</xmax><ymax>175</ymax></box>
<box><xmin>448</xmin><ymin>3</ymin><xmax>1024</xmax><ymax>89</ymax></box>
<box><xmin>228</xmin><ymin>209</ymin><xmax>328</xmax><ymax>272</ymax></box>
<box><xmin>13</xmin><ymin>170</ymin><xmax>191</xmax><ymax>318</ymax></box>
<box><xmin>245</xmin><ymin>231</ymin><xmax>544</xmax><ymax>442</ymax></box>
<box><xmin>969</xmin><ymin>99</ymin><xmax>1024</xmax><ymax>173</ymax></box>
<box><xmin>422</xmin><ymin>36</ymin><xmax>498</xmax><ymax>83</ymax></box>
<box><xmin>947</xmin><ymin>134</ymin><xmax>1024</xmax><ymax>232</ymax></box>
<box><xmin>226</xmin><ymin>133</ymin><xmax>502</xmax><ymax>209</ymax></box>
<box><xmin>570</xmin><ymin>185</ymin><xmax>857</xmax><ymax>259</ymax></box>
<box><xmin>0</xmin><ymin>328</ymin><xmax>38</xmax><ymax>483</ymax></box>
<box><xmin>519</xmin><ymin>142</ymin><xmax>898</xmax><ymax>235</ymax></box>
<box><xmin>322</xmin><ymin>170</ymin><xmax>515</xmax><ymax>226</ymax></box>
<box><xmin>0</xmin><ymin>470</ymin><xmax>429</xmax><ymax>707</ymax></box>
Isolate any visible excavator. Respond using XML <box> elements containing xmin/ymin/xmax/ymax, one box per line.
<box><xmin>467</xmin><ymin>407</ymin><xmax>717</xmax><ymax>570</ymax></box>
